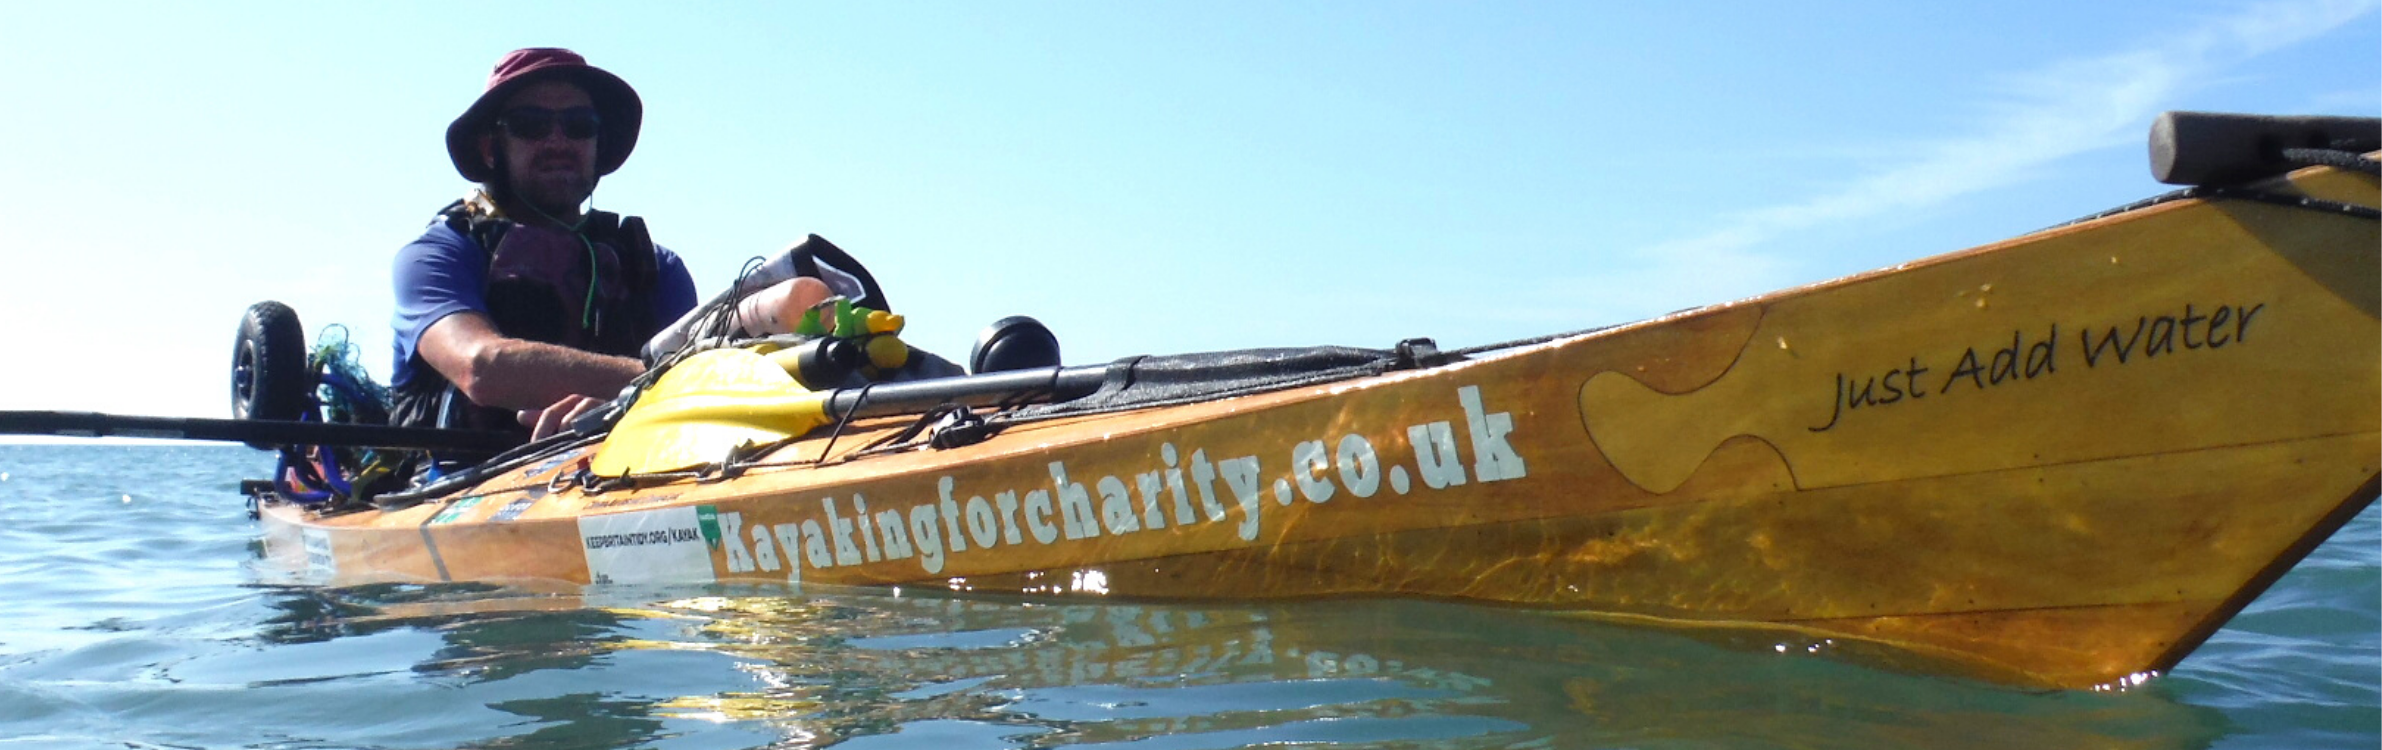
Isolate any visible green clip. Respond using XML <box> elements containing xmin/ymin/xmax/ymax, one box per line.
<box><xmin>835</xmin><ymin>299</ymin><xmax>872</xmax><ymax>340</ymax></box>
<box><xmin>795</xmin><ymin>307</ymin><xmax>827</xmax><ymax>336</ymax></box>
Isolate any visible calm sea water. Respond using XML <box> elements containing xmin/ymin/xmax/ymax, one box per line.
<box><xmin>0</xmin><ymin>444</ymin><xmax>2373</xmax><ymax>750</ymax></box>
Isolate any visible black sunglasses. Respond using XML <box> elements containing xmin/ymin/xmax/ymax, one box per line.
<box><xmin>497</xmin><ymin>106</ymin><xmax>601</xmax><ymax>141</ymax></box>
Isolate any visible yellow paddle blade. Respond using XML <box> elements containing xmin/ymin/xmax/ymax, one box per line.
<box><xmin>591</xmin><ymin>348</ymin><xmax>831</xmax><ymax>476</ymax></box>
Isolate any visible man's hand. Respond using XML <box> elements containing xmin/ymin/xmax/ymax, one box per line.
<box><xmin>520</xmin><ymin>394</ymin><xmax>604</xmax><ymax>441</ymax></box>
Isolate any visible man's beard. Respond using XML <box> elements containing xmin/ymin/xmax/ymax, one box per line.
<box><xmin>496</xmin><ymin>140</ymin><xmax>597</xmax><ymax>221</ymax></box>
<box><xmin>511</xmin><ymin>170</ymin><xmax>594</xmax><ymax>218</ymax></box>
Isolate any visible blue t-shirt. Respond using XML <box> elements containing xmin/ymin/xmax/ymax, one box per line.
<box><xmin>391</xmin><ymin>221</ymin><xmax>697</xmax><ymax>388</ymax></box>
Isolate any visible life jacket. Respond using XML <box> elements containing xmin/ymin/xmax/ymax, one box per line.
<box><xmin>389</xmin><ymin>199</ymin><xmax>661</xmax><ymax>438</ymax></box>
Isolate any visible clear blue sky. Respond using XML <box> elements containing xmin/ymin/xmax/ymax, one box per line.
<box><xmin>1</xmin><ymin>1</ymin><xmax>2374</xmax><ymax>419</ymax></box>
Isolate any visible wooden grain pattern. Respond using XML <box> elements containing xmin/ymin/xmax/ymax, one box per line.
<box><xmin>260</xmin><ymin>161</ymin><xmax>2380</xmax><ymax>689</ymax></box>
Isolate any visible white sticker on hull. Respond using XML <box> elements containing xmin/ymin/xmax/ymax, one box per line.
<box><xmin>302</xmin><ymin>527</ymin><xmax>335</xmax><ymax>580</ymax></box>
<box><xmin>579</xmin><ymin>507</ymin><xmax>716</xmax><ymax>585</ymax></box>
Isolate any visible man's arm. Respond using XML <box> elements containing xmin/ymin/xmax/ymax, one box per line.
<box><xmin>415</xmin><ymin>311</ymin><xmax>644</xmax><ymax>411</ymax></box>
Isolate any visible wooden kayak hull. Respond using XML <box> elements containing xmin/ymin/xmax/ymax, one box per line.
<box><xmin>262</xmin><ymin>161</ymin><xmax>2380</xmax><ymax>690</ymax></box>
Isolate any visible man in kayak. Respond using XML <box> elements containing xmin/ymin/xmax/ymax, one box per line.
<box><xmin>388</xmin><ymin>48</ymin><xmax>747</xmax><ymax>445</ymax></box>
<box><xmin>390</xmin><ymin>48</ymin><xmax>1047</xmax><ymax>461</ymax></box>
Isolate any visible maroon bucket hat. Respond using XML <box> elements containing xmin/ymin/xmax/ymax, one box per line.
<box><xmin>445</xmin><ymin>48</ymin><xmax>643</xmax><ymax>183</ymax></box>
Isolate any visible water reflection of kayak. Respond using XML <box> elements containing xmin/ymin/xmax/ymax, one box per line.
<box><xmin>239</xmin><ymin>112</ymin><xmax>2377</xmax><ymax>691</ymax></box>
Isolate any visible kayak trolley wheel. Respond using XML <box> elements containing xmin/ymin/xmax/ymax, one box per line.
<box><xmin>969</xmin><ymin>316</ymin><xmax>1061</xmax><ymax>374</ymax></box>
<box><xmin>230</xmin><ymin>301</ymin><xmax>310</xmax><ymax>440</ymax></box>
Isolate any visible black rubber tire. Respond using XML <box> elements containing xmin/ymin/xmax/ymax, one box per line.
<box><xmin>230</xmin><ymin>301</ymin><xmax>310</xmax><ymax>438</ymax></box>
<box><xmin>970</xmin><ymin>316</ymin><xmax>1061</xmax><ymax>374</ymax></box>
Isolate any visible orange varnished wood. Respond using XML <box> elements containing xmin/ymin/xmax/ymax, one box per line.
<box><xmin>261</xmin><ymin>162</ymin><xmax>2381</xmax><ymax>689</ymax></box>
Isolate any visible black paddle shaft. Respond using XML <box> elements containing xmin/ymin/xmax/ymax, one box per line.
<box><xmin>821</xmin><ymin>365</ymin><xmax>1110</xmax><ymax>420</ymax></box>
<box><xmin>0</xmin><ymin>411</ymin><xmax>517</xmax><ymax>452</ymax></box>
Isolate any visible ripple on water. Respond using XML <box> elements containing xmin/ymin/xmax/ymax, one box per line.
<box><xmin>0</xmin><ymin>446</ymin><xmax>2372</xmax><ymax>749</ymax></box>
